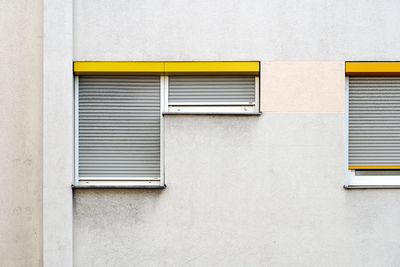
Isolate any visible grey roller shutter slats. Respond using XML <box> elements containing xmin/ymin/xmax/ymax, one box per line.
<box><xmin>349</xmin><ymin>77</ymin><xmax>400</xmax><ymax>167</ymax></box>
<box><xmin>78</xmin><ymin>76</ymin><xmax>160</xmax><ymax>178</ymax></box>
<box><xmin>168</xmin><ymin>75</ymin><xmax>256</xmax><ymax>104</ymax></box>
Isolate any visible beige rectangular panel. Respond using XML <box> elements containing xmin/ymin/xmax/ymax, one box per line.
<box><xmin>261</xmin><ymin>62</ymin><xmax>345</xmax><ymax>113</ymax></box>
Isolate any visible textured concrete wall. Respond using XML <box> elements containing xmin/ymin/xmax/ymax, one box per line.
<box><xmin>74</xmin><ymin>0</ymin><xmax>400</xmax><ymax>61</ymax></box>
<box><xmin>70</xmin><ymin>0</ymin><xmax>400</xmax><ymax>266</ymax></box>
<box><xmin>0</xmin><ymin>0</ymin><xmax>42</xmax><ymax>266</ymax></box>
<box><xmin>75</xmin><ymin>114</ymin><xmax>400</xmax><ymax>266</ymax></box>
<box><xmin>43</xmin><ymin>0</ymin><xmax>74</xmax><ymax>265</ymax></box>
<box><xmin>73</xmin><ymin>62</ymin><xmax>400</xmax><ymax>266</ymax></box>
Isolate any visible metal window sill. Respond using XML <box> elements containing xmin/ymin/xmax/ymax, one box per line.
<box><xmin>345</xmin><ymin>174</ymin><xmax>400</xmax><ymax>189</ymax></box>
<box><xmin>72</xmin><ymin>184</ymin><xmax>166</xmax><ymax>189</ymax></box>
<box><xmin>163</xmin><ymin>112</ymin><xmax>262</xmax><ymax>116</ymax></box>
<box><xmin>344</xmin><ymin>184</ymin><xmax>400</xmax><ymax>189</ymax></box>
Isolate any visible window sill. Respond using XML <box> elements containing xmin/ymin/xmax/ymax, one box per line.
<box><xmin>73</xmin><ymin>179</ymin><xmax>165</xmax><ymax>189</ymax></box>
<box><xmin>345</xmin><ymin>175</ymin><xmax>400</xmax><ymax>189</ymax></box>
<box><xmin>72</xmin><ymin>184</ymin><xmax>166</xmax><ymax>189</ymax></box>
<box><xmin>163</xmin><ymin>112</ymin><xmax>262</xmax><ymax>116</ymax></box>
<box><xmin>345</xmin><ymin>185</ymin><xmax>400</xmax><ymax>189</ymax></box>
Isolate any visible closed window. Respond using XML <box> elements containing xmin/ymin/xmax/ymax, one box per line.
<box><xmin>75</xmin><ymin>75</ymin><xmax>163</xmax><ymax>187</ymax></box>
<box><xmin>166</xmin><ymin>75</ymin><xmax>259</xmax><ymax>114</ymax></box>
<box><xmin>347</xmin><ymin>77</ymin><xmax>400</xmax><ymax>187</ymax></box>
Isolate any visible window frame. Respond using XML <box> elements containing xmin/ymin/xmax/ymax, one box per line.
<box><xmin>345</xmin><ymin>76</ymin><xmax>400</xmax><ymax>188</ymax></box>
<box><xmin>73</xmin><ymin>75</ymin><xmax>166</xmax><ymax>188</ymax></box>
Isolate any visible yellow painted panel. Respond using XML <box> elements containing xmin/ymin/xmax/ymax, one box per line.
<box><xmin>74</xmin><ymin>62</ymin><xmax>164</xmax><ymax>74</ymax></box>
<box><xmin>349</xmin><ymin>166</ymin><xmax>400</xmax><ymax>170</ymax></box>
<box><xmin>165</xmin><ymin>61</ymin><xmax>259</xmax><ymax>74</ymax></box>
<box><xmin>346</xmin><ymin>62</ymin><xmax>400</xmax><ymax>76</ymax></box>
<box><xmin>74</xmin><ymin>61</ymin><xmax>260</xmax><ymax>75</ymax></box>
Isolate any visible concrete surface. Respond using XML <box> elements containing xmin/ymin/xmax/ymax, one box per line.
<box><xmin>41</xmin><ymin>0</ymin><xmax>400</xmax><ymax>265</ymax></box>
<box><xmin>74</xmin><ymin>114</ymin><xmax>400</xmax><ymax>266</ymax></box>
<box><xmin>0</xmin><ymin>0</ymin><xmax>43</xmax><ymax>266</ymax></box>
<box><xmin>43</xmin><ymin>0</ymin><xmax>73</xmax><ymax>266</ymax></box>
<box><xmin>4</xmin><ymin>0</ymin><xmax>400</xmax><ymax>265</ymax></box>
<box><xmin>74</xmin><ymin>0</ymin><xmax>400</xmax><ymax>61</ymax></box>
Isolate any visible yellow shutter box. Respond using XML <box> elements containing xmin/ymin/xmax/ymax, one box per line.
<box><xmin>74</xmin><ymin>61</ymin><xmax>260</xmax><ymax>75</ymax></box>
<box><xmin>164</xmin><ymin>62</ymin><xmax>259</xmax><ymax>74</ymax></box>
<box><xmin>349</xmin><ymin>166</ymin><xmax>400</xmax><ymax>170</ymax></box>
<box><xmin>73</xmin><ymin>62</ymin><xmax>165</xmax><ymax>75</ymax></box>
<box><xmin>346</xmin><ymin>62</ymin><xmax>400</xmax><ymax>76</ymax></box>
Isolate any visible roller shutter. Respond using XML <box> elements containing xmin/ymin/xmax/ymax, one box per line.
<box><xmin>78</xmin><ymin>75</ymin><xmax>160</xmax><ymax>178</ymax></box>
<box><xmin>168</xmin><ymin>75</ymin><xmax>256</xmax><ymax>104</ymax></box>
<box><xmin>349</xmin><ymin>77</ymin><xmax>400</xmax><ymax>167</ymax></box>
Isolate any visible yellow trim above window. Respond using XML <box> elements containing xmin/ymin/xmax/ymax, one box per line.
<box><xmin>74</xmin><ymin>62</ymin><xmax>164</xmax><ymax>75</ymax></box>
<box><xmin>346</xmin><ymin>62</ymin><xmax>400</xmax><ymax>76</ymax></box>
<box><xmin>164</xmin><ymin>62</ymin><xmax>259</xmax><ymax>74</ymax></box>
<box><xmin>74</xmin><ymin>61</ymin><xmax>260</xmax><ymax>75</ymax></box>
<box><xmin>349</xmin><ymin>166</ymin><xmax>400</xmax><ymax>170</ymax></box>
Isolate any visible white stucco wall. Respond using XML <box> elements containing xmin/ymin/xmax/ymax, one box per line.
<box><xmin>74</xmin><ymin>0</ymin><xmax>400</xmax><ymax>61</ymax></box>
<box><xmin>43</xmin><ymin>0</ymin><xmax>400</xmax><ymax>265</ymax></box>
<box><xmin>0</xmin><ymin>0</ymin><xmax>42</xmax><ymax>265</ymax></box>
<box><xmin>75</xmin><ymin>114</ymin><xmax>400</xmax><ymax>266</ymax></box>
<box><xmin>43</xmin><ymin>0</ymin><xmax>74</xmax><ymax>266</ymax></box>
<box><xmin>71</xmin><ymin>61</ymin><xmax>400</xmax><ymax>267</ymax></box>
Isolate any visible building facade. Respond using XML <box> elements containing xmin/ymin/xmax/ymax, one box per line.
<box><xmin>2</xmin><ymin>0</ymin><xmax>400</xmax><ymax>266</ymax></box>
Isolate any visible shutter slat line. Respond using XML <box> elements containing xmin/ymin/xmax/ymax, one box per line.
<box><xmin>78</xmin><ymin>75</ymin><xmax>160</xmax><ymax>178</ymax></box>
<box><xmin>168</xmin><ymin>75</ymin><xmax>256</xmax><ymax>103</ymax></box>
<box><xmin>349</xmin><ymin>77</ymin><xmax>400</xmax><ymax>167</ymax></box>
